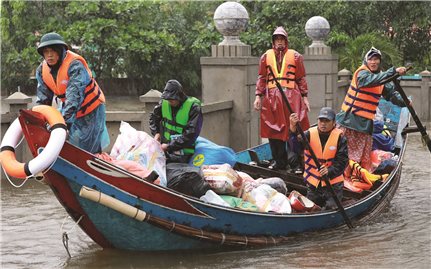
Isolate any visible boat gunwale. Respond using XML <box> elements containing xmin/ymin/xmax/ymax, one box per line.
<box><xmin>18</xmin><ymin>107</ymin><xmax>408</xmax><ymax>220</ymax></box>
<box><xmin>13</xmin><ymin>107</ymin><xmax>407</xmax><ymax>241</ymax></box>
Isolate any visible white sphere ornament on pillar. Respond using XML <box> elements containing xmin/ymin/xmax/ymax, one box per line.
<box><xmin>305</xmin><ymin>16</ymin><xmax>330</xmax><ymax>48</ymax></box>
<box><xmin>213</xmin><ymin>1</ymin><xmax>249</xmax><ymax>46</ymax></box>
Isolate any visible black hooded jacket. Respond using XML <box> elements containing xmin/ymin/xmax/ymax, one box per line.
<box><xmin>149</xmin><ymin>80</ymin><xmax>203</xmax><ymax>156</ymax></box>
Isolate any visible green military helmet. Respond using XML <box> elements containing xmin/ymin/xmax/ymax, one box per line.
<box><xmin>37</xmin><ymin>32</ymin><xmax>68</xmax><ymax>56</ymax></box>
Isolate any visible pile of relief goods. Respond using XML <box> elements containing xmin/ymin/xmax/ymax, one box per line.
<box><xmin>97</xmin><ymin>121</ymin><xmax>317</xmax><ymax>214</ymax></box>
<box><xmin>97</xmin><ymin>121</ymin><xmax>167</xmax><ymax>185</ymax></box>
<box><xmin>199</xmin><ymin>163</ymin><xmax>318</xmax><ymax>214</ymax></box>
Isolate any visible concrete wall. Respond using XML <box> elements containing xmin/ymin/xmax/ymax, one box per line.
<box><xmin>200</xmin><ymin>100</ymin><xmax>233</xmax><ymax>147</ymax></box>
<box><xmin>303</xmin><ymin>47</ymin><xmax>339</xmax><ymax>120</ymax></box>
<box><xmin>200</xmin><ymin>45</ymin><xmax>260</xmax><ymax>152</ymax></box>
<box><xmin>1</xmin><ymin>78</ymin><xmax>148</xmax><ymax>97</ymax></box>
<box><xmin>105</xmin><ymin>100</ymin><xmax>234</xmax><ymax>152</ymax></box>
<box><xmin>400</xmin><ymin>76</ymin><xmax>431</xmax><ymax>121</ymax></box>
<box><xmin>0</xmin><ymin>98</ymin><xmax>233</xmax><ymax>179</ymax></box>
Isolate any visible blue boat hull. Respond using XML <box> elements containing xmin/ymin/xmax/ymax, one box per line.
<box><xmin>46</xmin><ymin>143</ymin><xmax>403</xmax><ymax>250</ymax></box>
<box><xmin>13</xmin><ymin>99</ymin><xmax>407</xmax><ymax>251</ymax></box>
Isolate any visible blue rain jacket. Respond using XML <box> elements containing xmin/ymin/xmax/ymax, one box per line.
<box><xmin>36</xmin><ymin>57</ymin><xmax>109</xmax><ymax>153</ymax></box>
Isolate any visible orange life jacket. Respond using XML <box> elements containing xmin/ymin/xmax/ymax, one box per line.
<box><xmin>341</xmin><ymin>65</ymin><xmax>384</xmax><ymax>120</ymax></box>
<box><xmin>265</xmin><ymin>49</ymin><xmax>296</xmax><ymax>89</ymax></box>
<box><xmin>303</xmin><ymin>127</ymin><xmax>345</xmax><ymax>187</ymax></box>
<box><xmin>42</xmin><ymin>50</ymin><xmax>105</xmax><ymax>118</ymax></box>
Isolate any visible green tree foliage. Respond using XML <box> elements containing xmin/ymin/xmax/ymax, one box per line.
<box><xmin>329</xmin><ymin>32</ymin><xmax>402</xmax><ymax>72</ymax></box>
<box><xmin>1</xmin><ymin>0</ymin><xmax>222</xmax><ymax>96</ymax></box>
<box><xmin>1</xmin><ymin>1</ymin><xmax>430</xmax><ymax>96</ymax></box>
<box><xmin>243</xmin><ymin>0</ymin><xmax>430</xmax><ymax>73</ymax></box>
<box><xmin>371</xmin><ymin>1</ymin><xmax>431</xmax><ymax>73</ymax></box>
<box><xmin>1</xmin><ymin>1</ymin><xmax>56</xmax><ymax>90</ymax></box>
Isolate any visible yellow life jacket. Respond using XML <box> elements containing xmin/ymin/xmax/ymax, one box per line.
<box><xmin>42</xmin><ymin>50</ymin><xmax>105</xmax><ymax>118</ymax></box>
<box><xmin>265</xmin><ymin>49</ymin><xmax>296</xmax><ymax>89</ymax></box>
<box><xmin>303</xmin><ymin>127</ymin><xmax>344</xmax><ymax>187</ymax></box>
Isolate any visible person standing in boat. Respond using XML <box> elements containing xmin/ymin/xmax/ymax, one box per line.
<box><xmin>336</xmin><ymin>47</ymin><xmax>408</xmax><ymax>171</ymax></box>
<box><xmin>290</xmin><ymin>107</ymin><xmax>348</xmax><ymax>210</ymax></box>
<box><xmin>150</xmin><ymin>80</ymin><xmax>203</xmax><ymax>164</ymax></box>
<box><xmin>253</xmin><ymin>26</ymin><xmax>310</xmax><ymax>173</ymax></box>
<box><xmin>35</xmin><ymin>32</ymin><xmax>109</xmax><ymax>154</ymax></box>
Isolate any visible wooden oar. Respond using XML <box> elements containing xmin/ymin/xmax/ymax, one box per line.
<box><xmin>379</xmin><ymin>66</ymin><xmax>412</xmax><ymax>85</ymax></box>
<box><xmin>267</xmin><ymin>66</ymin><xmax>354</xmax><ymax>229</ymax></box>
<box><xmin>392</xmin><ymin>78</ymin><xmax>431</xmax><ymax>153</ymax></box>
<box><xmin>379</xmin><ymin>66</ymin><xmax>431</xmax><ymax>153</ymax></box>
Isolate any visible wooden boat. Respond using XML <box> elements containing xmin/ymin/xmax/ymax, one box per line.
<box><xmin>0</xmin><ymin>100</ymin><xmax>409</xmax><ymax>251</ymax></box>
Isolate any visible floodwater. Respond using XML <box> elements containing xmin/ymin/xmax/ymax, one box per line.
<box><xmin>1</xmin><ymin>134</ymin><xmax>430</xmax><ymax>269</ymax></box>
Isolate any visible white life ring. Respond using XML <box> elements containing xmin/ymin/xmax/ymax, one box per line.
<box><xmin>0</xmin><ymin>105</ymin><xmax>67</xmax><ymax>179</ymax></box>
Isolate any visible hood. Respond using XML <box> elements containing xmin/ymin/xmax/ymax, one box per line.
<box><xmin>161</xmin><ymin>80</ymin><xmax>186</xmax><ymax>101</ymax></box>
<box><xmin>272</xmin><ymin>26</ymin><xmax>288</xmax><ymax>51</ymax></box>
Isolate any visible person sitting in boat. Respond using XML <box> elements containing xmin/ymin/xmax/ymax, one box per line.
<box><xmin>149</xmin><ymin>80</ymin><xmax>203</xmax><ymax>163</ymax></box>
<box><xmin>290</xmin><ymin>107</ymin><xmax>348</xmax><ymax>210</ymax></box>
<box><xmin>336</xmin><ymin>47</ymin><xmax>409</xmax><ymax>172</ymax></box>
<box><xmin>35</xmin><ymin>32</ymin><xmax>109</xmax><ymax>154</ymax></box>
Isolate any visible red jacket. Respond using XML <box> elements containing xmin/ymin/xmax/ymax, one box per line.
<box><xmin>255</xmin><ymin>48</ymin><xmax>309</xmax><ymax>140</ymax></box>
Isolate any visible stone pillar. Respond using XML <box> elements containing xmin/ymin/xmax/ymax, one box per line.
<box><xmin>139</xmin><ymin>89</ymin><xmax>162</xmax><ymax>133</ymax></box>
<box><xmin>303</xmin><ymin>16</ymin><xmax>339</xmax><ymax>119</ymax></box>
<box><xmin>200</xmin><ymin>2</ymin><xmax>259</xmax><ymax>151</ymax></box>
<box><xmin>420</xmin><ymin>70</ymin><xmax>431</xmax><ymax>121</ymax></box>
<box><xmin>4</xmin><ymin>91</ymin><xmax>32</xmax><ymax>114</ymax></box>
<box><xmin>337</xmin><ymin>68</ymin><xmax>352</xmax><ymax>109</ymax></box>
<box><xmin>338</xmin><ymin>68</ymin><xmax>352</xmax><ymax>81</ymax></box>
<box><xmin>3</xmin><ymin>91</ymin><xmax>33</xmax><ymax>168</ymax></box>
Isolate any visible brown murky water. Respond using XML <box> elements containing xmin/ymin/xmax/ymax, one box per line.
<box><xmin>1</xmin><ymin>134</ymin><xmax>430</xmax><ymax>269</ymax></box>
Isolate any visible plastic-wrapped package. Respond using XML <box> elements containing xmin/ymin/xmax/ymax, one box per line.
<box><xmin>236</xmin><ymin>171</ymin><xmax>255</xmax><ymax>183</ymax></box>
<box><xmin>110</xmin><ymin>121</ymin><xmax>167</xmax><ymax>186</ymax></box>
<box><xmin>373</xmin><ymin>157</ymin><xmax>398</xmax><ymax>175</ymax></box>
<box><xmin>202</xmin><ymin>164</ymin><xmax>243</xmax><ymax>195</ymax></box>
<box><xmin>95</xmin><ymin>152</ymin><xmax>153</xmax><ymax>179</ymax></box>
<box><xmin>243</xmin><ymin>184</ymin><xmax>292</xmax><ymax>214</ymax></box>
<box><xmin>200</xmin><ymin>190</ymin><xmax>231</xmax><ymax>207</ymax></box>
<box><xmin>256</xmin><ymin>177</ymin><xmax>287</xmax><ymax>195</ymax></box>
<box><xmin>220</xmin><ymin>195</ymin><xmax>259</xmax><ymax>211</ymax></box>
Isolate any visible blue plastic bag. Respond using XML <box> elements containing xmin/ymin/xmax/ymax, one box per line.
<box><xmin>189</xmin><ymin>137</ymin><xmax>237</xmax><ymax>167</ymax></box>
